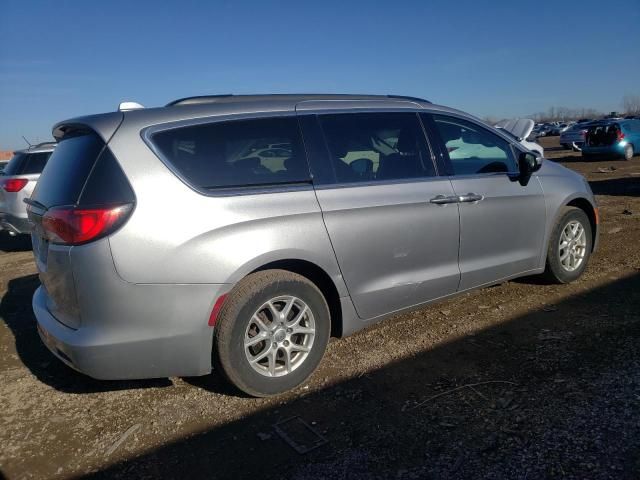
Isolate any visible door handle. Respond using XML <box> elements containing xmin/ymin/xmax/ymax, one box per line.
<box><xmin>457</xmin><ymin>193</ymin><xmax>484</xmax><ymax>203</ymax></box>
<box><xmin>429</xmin><ymin>195</ymin><xmax>459</xmax><ymax>205</ymax></box>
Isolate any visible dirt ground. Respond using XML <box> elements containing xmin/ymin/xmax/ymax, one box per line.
<box><xmin>1</xmin><ymin>136</ymin><xmax>639</xmax><ymax>480</ymax></box>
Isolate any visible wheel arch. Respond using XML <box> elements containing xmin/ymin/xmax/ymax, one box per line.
<box><xmin>566</xmin><ymin>197</ymin><xmax>598</xmax><ymax>252</ymax></box>
<box><xmin>250</xmin><ymin>259</ymin><xmax>343</xmax><ymax>338</ymax></box>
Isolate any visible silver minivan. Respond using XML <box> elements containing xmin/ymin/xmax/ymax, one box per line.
<box><xmin>28</xmin><ymin>95</ymin><xmax>598</xmax><ymax>396</ymax></box>
<box><xmin>1</xmin><ymin>142</ymin><xmax>55</xmax><ymax>235</ymax></box>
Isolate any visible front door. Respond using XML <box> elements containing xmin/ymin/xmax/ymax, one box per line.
<box><xmin>427</xmin><ymin>113</ymin><xmax>547</xmax><ymax>291</ymax></box>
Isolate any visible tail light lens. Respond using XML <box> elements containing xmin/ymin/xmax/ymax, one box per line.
<box><xmin>617</xmin><ymin>130</ymin><xmax>625</xmax><ymax>141</ymax></box>
<box><xmin>3</xmin><ymin>178</ymin><xmax>29</xmax><ymax>192</ymax></box>
<box><xmin>42</xmin><ymin>204</ymin><xmax>133</xmax><ymax>245</ymax></box>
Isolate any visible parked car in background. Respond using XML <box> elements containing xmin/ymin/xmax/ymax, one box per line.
<box><xmin>531</xmin><ymin>124</ymin><xmax>549</xmax><ymax>138</ymax></box>
<box><xmin>494</xmin><ymin>118</ymin><xmax>544</xmax><ymax>156</ymax></box>
<box><xmin>548</xmin><ymin>123</ymin><xmax>569</xmax><ymax>136</ymax></box>
<box><xmin>0</xmin><ymin>142</ymin><xmax>55</xmax><ymax>236</ymax></box>
<box><xmin>560</xmin><ymin>122</ymin><xmax>592</xmax><ymax>150</ymax></box>
<box><xmin>582</xmin><ymin>119</ymin><xmax>640</xmax><ymax>160</ymax></box>
<box><xmin>559</xmin><ymin>122</ymin><xmax>575</xmax><ymax>133</ymax></box>
<box><xmin>28</xmin><ymin>94</ymin><xmax>598</xmax><ymax>397</ymax></box>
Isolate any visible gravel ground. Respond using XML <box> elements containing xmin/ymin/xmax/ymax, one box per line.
<box><xmin>1</xmin><ymin>136</ymin><xmax>639</xmax><ymax>479</ymax></box>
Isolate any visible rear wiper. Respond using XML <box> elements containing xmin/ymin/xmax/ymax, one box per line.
<box><xmin>23</xmin><ymin>198</ymin><xmax>47</xmax><ymax>210</ymax></box>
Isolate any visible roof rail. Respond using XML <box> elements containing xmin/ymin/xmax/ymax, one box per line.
<box><xmin>166</xmin><ymin>95</ymin><xmax>234</xmax><ymax>107</ymax></box>
<box><xmin>386</xmin><ymin>95</ymin><xmax>431</xmax><ymax>103</ymax></box>
<box><xmin>166</xmin><ymin>93</ymin><xmax>431</xmax><ymax>107</ymax></box>
<box><xmin>30</xmin><ymin>141</ymin><xmax>56</xmax><ymax>149</ymax></box>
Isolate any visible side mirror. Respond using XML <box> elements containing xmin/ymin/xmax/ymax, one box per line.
<box><xmin>517</xmin><ymin>151</ymin><xmax>541</xmax><ymax>185</ymax></box>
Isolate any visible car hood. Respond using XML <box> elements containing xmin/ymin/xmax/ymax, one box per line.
<box><xmin>495</xmin><ymin>118</ymin><xmax>534</xmax><ymax>140</ymax></box>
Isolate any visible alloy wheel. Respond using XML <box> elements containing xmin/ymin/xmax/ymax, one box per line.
<box><xmin>244</xmin><ymin>296</ymin><xmax>316</xmax><ymax>377</ymax></box>
<box><xmin>558</xmin><ymin>220</ymin><xmax>587</xmax><ymax>272</ymax></box>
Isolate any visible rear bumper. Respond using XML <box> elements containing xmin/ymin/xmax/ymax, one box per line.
<box><xmin>582</xmin><ymin>145</ymin><xmax>624</xmax><ymax>157</ymax></box>
<box><xmin>33</xmin><ymin>284</ymin><xmax>224</xmax><ymax>379</ymax></box>
<box><xmin>0</xmin><ymin>212</ymin><xmax>31</xmax><ymax>234</ymax></box>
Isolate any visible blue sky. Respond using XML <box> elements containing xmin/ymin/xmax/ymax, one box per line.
<box><xmin>1</xmin><ymin>0</ymin><xmax>639</xmax><ymax>149</ymax></box>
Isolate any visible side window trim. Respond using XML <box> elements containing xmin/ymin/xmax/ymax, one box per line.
<box><xmin>419</xmin><ymin>113</ymin><xmax>452</xmax><ymax>176</ymax></box>
<box><xmin>297</xmin><ymin>114</ymin><xmax>339</xmax><ymax>186</ymax></box>
<box><xmin>425</xmin><ymin>112</ymin><xmax>520</xmax><ymax>177</ymax></box>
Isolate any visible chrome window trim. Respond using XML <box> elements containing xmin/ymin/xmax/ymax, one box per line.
<box><xmin>312</xmin><ymin>174</ymin><xmax>451</xmax><ymax>191</ymax></box>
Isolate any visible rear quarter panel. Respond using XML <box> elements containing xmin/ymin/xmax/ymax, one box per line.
<box><xmin>105</xmin><ymin>115</ymin><xmax>348</xmax><ymax>296</ymax></box>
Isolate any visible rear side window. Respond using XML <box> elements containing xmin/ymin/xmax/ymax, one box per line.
<box><xmin>3</xmin><ymin>151</ymin><xmax>52</xmax><ymax>175</ymax></box>
<box><xmin>432</xmin><ymin>115</ymin><xmax>517</xmax><ymax>175</ymax></box>
<box><xmin>318</xmin><ymin>112</ymin><xmax>435</xmax><ymax>183</ymax></box>
<box><xmin>32</xmin><ymin>133</ymin><xmax>105</xmax><ymax>208</ymax></box>
<box><xmin>149</xmin><ymin>117</ymin><xmax>310</xmax><ymax>190</ymax></box>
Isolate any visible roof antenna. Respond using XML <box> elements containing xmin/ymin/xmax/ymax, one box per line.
<box><xmin>22</xmin><ymin>136</ymin><xmax>33</xmax><ymax>147</ymax></box>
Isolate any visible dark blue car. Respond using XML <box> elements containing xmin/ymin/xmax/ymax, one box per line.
<box><xmin>582</xmin><ymin>119</ymin><xmax>640</xmax><ymax>160</ymax></box>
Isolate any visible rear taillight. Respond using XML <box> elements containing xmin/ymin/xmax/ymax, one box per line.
<box><xmin>42</xmin><ymin>204</ymin><xmax>133</xmax><ymax>245</ymax></box>
<box><xmin>2</xmin><ymin>178</ymin><xmax>29</xmax><ymax>192</ymax></box>
<box><xmin>617</xmin><ymin>130</ymin><xmax>625</xmax><ymax>141</ymax></box>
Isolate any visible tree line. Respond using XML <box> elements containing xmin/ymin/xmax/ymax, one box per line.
<box><xmin>485</xmin><ymin>94</ymin><xmax>640</xmax><ymax>124</ymax></box>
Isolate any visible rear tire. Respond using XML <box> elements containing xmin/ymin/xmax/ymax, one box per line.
<box><xmin>543</xmin><ymin>207</ymin><xmax>592</xmax><ymax>284</ymax></box>
<box><xmin>214</xmin><ymin>270</ymin><xmax>330</xmax><ymax>397</ymax></box>
<box><xmin>624</xmin><ymin>144</ymin><xmax>634</xmax><ymax>160</ymax></box>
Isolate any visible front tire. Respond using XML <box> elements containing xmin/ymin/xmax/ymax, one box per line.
<box><xmin>624</xmin><ymin>144</ymin><xmax>634</xmax><ymax>160</ymax></box>
<box><xmin>214</xmin><ymin>270</ymin><xmax>330</xmax><ymax>397</ymax></box>
<box><xmin>543</xmin><ymin>207</ymin><xmax>592</xmax><ymax>284</ymax></box>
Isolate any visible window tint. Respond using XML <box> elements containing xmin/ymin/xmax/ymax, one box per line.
<box><xmin>3</xmin><ymin>151</ymin><xmax>53</xmax><ymax>175</ymax></box>
<box><xmin>20</xmin><ymin>152</ymin><xmax>52</xmax><ymax>174</ymax></box>
<box><xmin>319</xmin><ymin>113</ymin><xmax>435</xmax><ymax>183</ymax></box>
<box><xmin>31</xmin><ymin>133</ymin><xmax>105</xmax><ymax>208</ymax></box>
<box><xmin>2</xmin><ymin>153</ymin><xmax>26</xmax><ymax>176</ymax></box>
<box><xmin>432</xmin><ymin>115</ymin><xmax>517</xmax><ymax>175</ymax></box>
<box><xmin>150</xmin><ymin>117</ymin><xmax>310</xmax><ymax>190</ymax></box>
<box><xmin>78</xmin><ymin>148</ymin><xmax>135</xmax><ymax>206</ymax></box>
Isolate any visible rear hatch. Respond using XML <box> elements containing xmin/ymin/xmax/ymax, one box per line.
<box><xmin>27</xmin><ymin>130</ymin><xmax>135</xmax><ymax>329</ymax></box>
<box><xmin>585</xmin><ymin>123</ymin><xmax>620</xmax><ymax>147</ymax></box>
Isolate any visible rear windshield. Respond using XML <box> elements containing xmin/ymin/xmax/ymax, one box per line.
<box><xmin>149</xmin><ymin>116</ymin><xmax>310</xmax><ymax>190</ymax></box>
<box><xmin>31</xmin><ymin>133</ymin><xmax>104</xmax><ymax>208</ymax></box>
<box><xmin>3</xmin><ymin>151</ymin><xmax>52</xmax><ymax>176</ymax></box>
